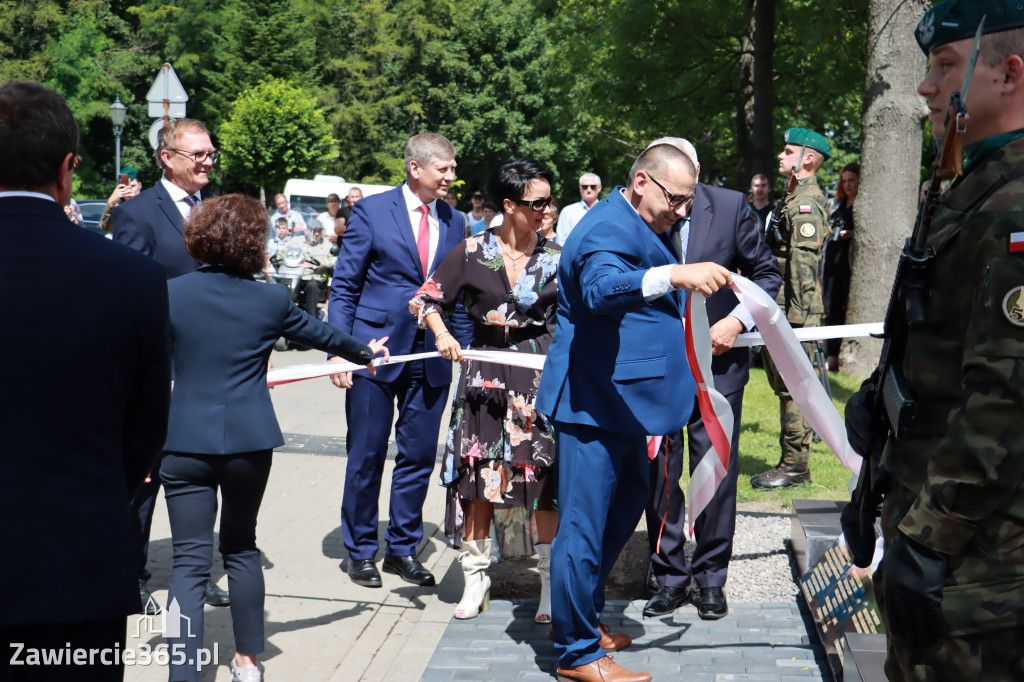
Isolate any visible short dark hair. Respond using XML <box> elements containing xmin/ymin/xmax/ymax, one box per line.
<box><xmin>486</xmin><ymin>159</ymin><xmax>555</xmax><ymax>209</ymax></box>
<box><xmin>0</xmin><ymin>81</ymin><xmax>79</xmax><ymax>189</ymax></box>
<box><xmin>184</xmin><ymin>194</ymin><xmax>269</xmax><ymax>275</ymax></box>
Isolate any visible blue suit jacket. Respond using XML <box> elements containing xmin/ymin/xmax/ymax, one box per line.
<box><xmin>0</xmin><ymin>196</ymin><xmax>172</xmax><ymax>625</ymax></box>
<box><xmin>686</xmin><ymin>183</ymin><xmax>781</xmax><ymax>394</ymax></box>
<box><xmin>112</xmin><ymin>180</ymin><xmax>202</xmax><ymax>279</ymax></box>
<box><xmin>165</xmin><ymin>266</ymin><xmax>373</xmax><ymax>454</ymax></box>
<box><xmin>328</xmin><ymin>184</ymin><xmax>471</xmax><ymax>386</ymax></box>
<box><xmin>536</xmin><ymin>188</ymin><xmax>696</xmax><ymax>436</ymax></box>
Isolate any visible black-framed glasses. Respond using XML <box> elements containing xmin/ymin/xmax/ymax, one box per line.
<box><xmin>580</xmin><ymin>184</ymin><xmax>599</xmax><ymax>190</ymax></box>
<box><xmin>646</xmin><ymin>174</ymin><xmax>694</xmax><ymax>210</ymax></box>
<box><xmin>168</xmin><ymin>148</ymin><xmax>220</xmax><ymax>164</ymax></box>
<box><xmin>514</xmin><ymin>196</ymin><xmax>553</xmax><ymax>212</ymax></box>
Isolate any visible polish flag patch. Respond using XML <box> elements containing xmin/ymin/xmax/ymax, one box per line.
<box><xmin>799</xmin><ymin>204</ymin><xmax>812</xmax><ymax>213</ymax></box>
<box><xmin>1011</xmin><ymin>232</ymin><xmax>1024</xmax><ymax>253</ymax></box>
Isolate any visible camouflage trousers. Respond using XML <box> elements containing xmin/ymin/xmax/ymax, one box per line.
<box><xmin>761</xmin><ymin>330</ymin><xmax>816</xmax><ymax>467</ymax></box>
<box><xmin>874</xmin><ymin>484</ymin><xmax>1024</xmax><ymax>680</ymax></box>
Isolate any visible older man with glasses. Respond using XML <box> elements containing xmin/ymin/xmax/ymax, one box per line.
<box><xmin>112</xmin><ymin>117</ymin><xmax>230</xmax><ymax>615</ymax></box>
<box><xmin>555</xmin><ymin>172</ymin><xmax>602</xmax><ymax>245</ymax></box>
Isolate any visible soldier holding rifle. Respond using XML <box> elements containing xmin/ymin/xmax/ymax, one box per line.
<box><xmin>750</xmin><ymin>128</ymin><xmax>830</xmax><ymax>490</ymax></box>
<box><xmin>843</xmin><ymin>1</ymin><xmax>1024</xmax><ymax>678</ymax></box>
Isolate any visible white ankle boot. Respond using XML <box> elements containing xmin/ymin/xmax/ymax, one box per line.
<box><xmin>535</xmin><ymin>543</ymin><xmax>551</xmax><ymax>623</ymax></box>
<box><xmin>454</xmin><ymin>538</ymin><xmax>491</xmax><ymax>619</ymax></box>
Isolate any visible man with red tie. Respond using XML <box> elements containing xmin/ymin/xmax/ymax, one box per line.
<box><xmin>328</xmin><ymin>133</ymin><xmax>472</xmax><ymax>589</ymax></box>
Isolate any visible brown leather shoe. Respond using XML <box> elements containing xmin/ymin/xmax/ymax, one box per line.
<box><xmin>597</xmin><ymin>623</ymin><xmax>631</xmax><ymax>652</ymax></box>
<box><xmin>556</xmin><ymin>655</ymin><xmax>651</xmax><ymax>682</ymax></box>
<box><xmin>750</xmin><ymin>462</ymin><xmax>810</xmax><ymax>489</ymax></box>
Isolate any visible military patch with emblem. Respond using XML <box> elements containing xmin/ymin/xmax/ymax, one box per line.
<box><xmin>1002</xmin><ymin>286</ymin><xmax>1024</xmax><ymax>326</ymax></box>
<box><xmin>799</xmin><ymin>205</ymin><xmax>812</xmax><ymax>214</ymax></box>
<box><xmin>799</xmin><ymin>223</ymin><xmax>816</xmax><ymax>238</ymax></box>
<box><xmin>1011</xmin><ymin>231</ymin><xmax>1024</xmax><ymax>253</ymax></box>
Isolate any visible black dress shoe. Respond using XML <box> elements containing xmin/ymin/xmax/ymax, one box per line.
<box><xmin>205</xmin><ymin>579</ymin><xmax>230</xmax><ymax>607</ymax></box>
<box><xmin>348</xmin><ymin>559</ymin><xmax>382</xmax><ymax>587</ymax></box>
<box><xmin>642</xmin><ymin>584</ymin><xmax>691</xmax><ymax>618</ymax></box>
<box><xmin>382</xmin><ymin>554</ymin><xmax>435</xmax><ymax>586</ymax></box>
<box><xmin>694</xmin><ymin>586</ymin><xmax>728</xmax><ymax>620</ymax></box>
<box><xmin>140</xmin><ymin>581</ymin><xmax>161</xmax><ymax>616</ymax></box>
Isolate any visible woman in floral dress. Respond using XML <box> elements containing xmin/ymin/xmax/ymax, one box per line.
<box><xmin>409</xmin><ymin>159</ymin><xmax>560</xmax><ymax>622</ymax></box>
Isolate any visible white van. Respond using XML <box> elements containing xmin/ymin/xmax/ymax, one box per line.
<box><xmin>283</xmin><ymin>175</ymin><xmax>392</xmax><ymax>214</ymax></box>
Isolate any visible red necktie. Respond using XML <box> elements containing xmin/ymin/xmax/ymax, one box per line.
<box><xmin>417</xmin><ymin>204</ymin><xmax>430</xmax><ymax>278</ymax></box>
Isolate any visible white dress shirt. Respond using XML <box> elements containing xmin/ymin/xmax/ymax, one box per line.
<box><xmin>402</xmin><ymin>183</ymin><xmax>440</xmax><ymax>274</ymax></box>
<box><xmin>161</xmin><ymin>177</ymin><xmax>201</xmax><ymax>219</ymax></box>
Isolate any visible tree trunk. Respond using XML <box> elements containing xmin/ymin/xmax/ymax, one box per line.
<box><xmin>841</xmin><ymin>0</ymin><xmax>929</xmax><ymax>378</ymax></box>
<box><xmin>735</xmin><ymin>0</ymin><xmax>775</xmax><ymax>192</ymax></box>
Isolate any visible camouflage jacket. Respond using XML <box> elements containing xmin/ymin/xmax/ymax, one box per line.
<box><xmin>769</xmin><ymin>179</ymin><xmax>827</xmax><ymax>324</ymax></box>
<box><xmin>882</xmin><ymin>135</ymin><xmax>1024</xmax><ymax>635</ymax></box>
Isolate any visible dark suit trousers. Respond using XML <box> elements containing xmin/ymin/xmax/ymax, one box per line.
<box><xmin>161</xmin><ymin>451</ymin><xmax>271</xmax><ymax>682</ymax></box>
<box><xmin>342</xmin><ymin>355</ymin><xmax>449</xmax><ymax>560</ymax></box>
<box><xmin>551</xmin><ymin>422</ymin><xmax>649</xmax><ymax>669</ymax></box>
<box><xmin>0</xmin><ymin>617</ymin><xmax>126</xmax><ymax>681</ymax></box>
<box><xmin>131</xmin><ymin>453</ymin><xmax>163</xmax><ymax>582</ymax></box>
<box><xmin>646</xmin><ymin>388</ymin><xmax>744</xmax><ymax>590</ymax></box>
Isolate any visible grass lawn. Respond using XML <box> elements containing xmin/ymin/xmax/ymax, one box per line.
<box><xmin>679</xmin><ymin>366</ymin><xmax>863</xmax><ymax>508</ymax></box>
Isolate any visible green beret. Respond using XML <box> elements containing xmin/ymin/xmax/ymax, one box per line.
<box><xmin>916</xmin><ymin>0</ymin><xmax>1024</xmax><ymax>54</ymax></box>
<box><xmin>783</xmin><ymin>128</ymin><xmax>830</xmax><ymax>158</ymax></box>
<box><xmin>120</xmin><ymin>166</ymin><xmax>137</xmax><ymax>180</ymax></box>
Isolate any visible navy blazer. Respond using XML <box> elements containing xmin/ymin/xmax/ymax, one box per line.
<box><xmin>165</xmin><ymin>266</ymin><xmax>373</xmax><ymax>454</ymax></box>
<box><xmin>687</xmin><ymin>183</ymin><xmax>781</xmax><ymax>394</ymax></box>
<box><xmin>112</xmin><ymin>180</ymin><xmax>202</xmax><ymax>279</ymax></box>
<box><xmin>1</xmin><ymin>196</ymin><xmax>172</xmax><ymax>625</ymax></box>
<box><xmin>536</xmin><ymin>188</ymin><xmax>696</xmax><ymax>436</ymax></box>
<box><xmin>328</xmin><ymin>184</ymin><xmax>471</xmax><ymax>386</ymax></box>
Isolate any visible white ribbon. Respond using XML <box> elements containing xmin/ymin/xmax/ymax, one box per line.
<box><xmin>267</xmin><ymin>282</ymin><xmax>863</xmax><ymax>479</ymax></box>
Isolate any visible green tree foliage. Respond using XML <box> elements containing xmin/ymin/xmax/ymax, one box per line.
<box><xmin>219</xmin><ymin>79</ymin><xmax>338</xmax><ymax>197</ymax></box>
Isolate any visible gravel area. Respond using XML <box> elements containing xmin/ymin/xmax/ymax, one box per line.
<box><xmin>720</xmin><ymin>506</ymin><xmax>800</xmax><ymax>602</ymax></box>
<box><xmin>490</xmin><ymin>500</ymin><xmax>802</xmax><ymax>603</ymax></box>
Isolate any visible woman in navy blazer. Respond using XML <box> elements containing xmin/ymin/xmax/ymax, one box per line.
<box><xmin>161</xmin><ymin>195</ymin><xmax>388</xmax><ymax>682</ymax></box>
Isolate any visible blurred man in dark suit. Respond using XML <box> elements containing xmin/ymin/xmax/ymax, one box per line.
<box><xmin>0</xmin><ymin>80</ymin><xmax>172</xmax><ymax>682</ymax></box>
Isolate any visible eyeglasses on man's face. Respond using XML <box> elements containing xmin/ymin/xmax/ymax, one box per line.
<box><xmin>168</xmin><ymin>148</ymin><xmax>220</xmax><ymax>165</ymax></box>
<box><xmin>646</xmin><ymin>174</ymin><xmax>694</xmax><ymax>210</ymax></box>
<box><xmin>580</xmin><ymin>184</ymin><xmax>599</xmax><ymax>191</ymax></box>
<box><xmin>513</xmin><ymin>196</ymin><xmax>553</xmax><ymax>212</ymax></box>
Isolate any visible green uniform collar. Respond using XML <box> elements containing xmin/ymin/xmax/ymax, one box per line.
<box><xmin>963</xmin><ymin>128</ymin><xmax>1024</xmax><ymax>174</ymax></box>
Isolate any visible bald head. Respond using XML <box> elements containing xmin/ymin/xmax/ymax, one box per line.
<box><xmin>629</xmin><ymin>144</ymin><xmax>696</xmax><ymax>184</ymax></box>
<box><xmin>646</xmin><ymin>137</ymin><xmax>699</xmax><ymax>173</ymax></box>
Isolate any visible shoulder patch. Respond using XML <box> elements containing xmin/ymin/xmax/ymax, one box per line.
<box><xmin>1010</xmin><ymin>232</ymin><xmax>1024</xmax><ymax>253</ymax></box>
<box><xmin>799</xmin><ymin>223</ymin><xmax>816</xmax><ymax>238</ymax></box>
<box><xmin>1003</xmin><ymin>286</ymin><xmax>1024</xmax><ymax>327</ymax></box>
<box><xmin>799</xmin><ymin>205</ymin><xmax>812</xmax><ymax>214</ymax></box>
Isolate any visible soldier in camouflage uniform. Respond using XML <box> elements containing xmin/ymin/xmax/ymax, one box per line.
<box><xmin>750</xmin><ymin>128</ymin><xmax>829</xmax><ymax>490</ymax></box>
<box><xmin>871</xmin><ymin>1</ymin><xmax>1024</xmax><ymax>678</ymax></box>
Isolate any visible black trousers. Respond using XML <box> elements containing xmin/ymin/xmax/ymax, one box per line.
<box><xmin>161</xmin><ymin>450</ymin><xmax>272</xmax><ymax>682</ymax></box>
<box><xmin>646</xmin><ymin>388</ymin><xmax>744</xmax><ymax>589</ymax></box>
<box><xmin>130</xmin><ymin>452</ymin><xmax>164</xmax><ymax>583</ymax></box>
<box><xmin>0</xmin><ymin>617</ymin><xmax>126</xmax><ymax>681</ymax></box>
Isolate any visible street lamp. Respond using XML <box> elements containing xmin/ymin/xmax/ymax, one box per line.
<box><xmin>109</xmin><ymin>97</ymin><xmax>128</xmax><ymax>182</ymax></box>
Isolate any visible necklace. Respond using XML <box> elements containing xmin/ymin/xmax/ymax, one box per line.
<box><xmin>499</xmin><ymin>233</ymin><xmax>534</xmax><ymax>264</ymax></box>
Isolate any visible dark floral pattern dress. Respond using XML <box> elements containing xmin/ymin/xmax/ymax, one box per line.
<box><xmin>409</xmin><ymin>228</ymin><xmax>560</xmax><ymax>558</ymax></box>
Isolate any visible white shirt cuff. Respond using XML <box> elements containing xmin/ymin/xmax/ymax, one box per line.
<box><xmin>642</xmin><ymin>265</ymin><xmax>676</xmax><ymax>302</ymax></box>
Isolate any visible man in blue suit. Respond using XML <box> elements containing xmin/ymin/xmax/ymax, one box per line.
<box><xmin>536</xmin><ymin>143</ymin><xmax>732</xmax><ymax>682</ymax></box>
<box><xmin>328</xmin><ymin>133</ymin><xmax>471</xmax><ymax>588</ymax></box>
<box><xmin>112</xmin><ymin>118</ymin><xmax>229</xmax><ymax>611</ymax></box>
<box><xmin>642</xmin><ymin>138</ymin><xmax>781</xmax><ymax>622</ymax></box>
<box><xmin>0</xmin><ymin>80</ymin><xmax>171</xmax><ymax>682</ymax></box>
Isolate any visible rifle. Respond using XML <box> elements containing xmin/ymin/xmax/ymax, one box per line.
<box><xmin>765</xmin><ymin>149</ymin><xmax>803</xmax><ymax>254</ymax></box>
<box><xmin>841</xmin><ymin>18</ymin><xmax>986</xmax><ymax>568</ymax></box>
